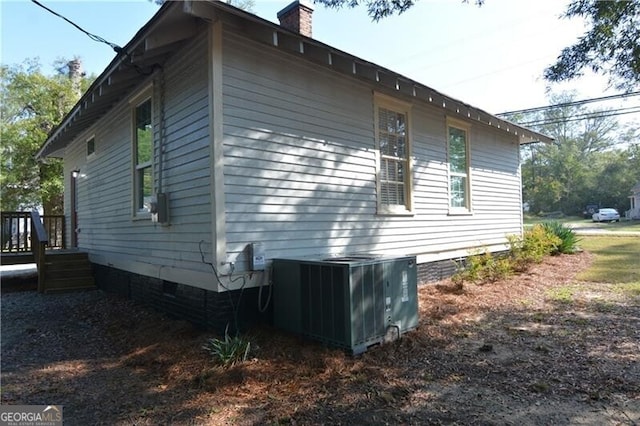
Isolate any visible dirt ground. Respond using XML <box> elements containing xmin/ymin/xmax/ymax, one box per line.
<box><xmin>1</xmin><ymin>251</ymin><xmax>639</xmax><ymax>425</ymax></box>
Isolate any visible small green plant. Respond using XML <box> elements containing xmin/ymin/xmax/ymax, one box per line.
<box><xmin>508</xmin><ymin>224</ymin><xmax>561</xmax><ymax>271</ymax></box>
<box><xmin>541</xmin><ymin>221</ymin><xmax>581</xmax><ymax>254</ymax></box>
<box><xmin>451</xmin><ymin>251</ymin><xmax>482</xmax><ymax>284</ymax></box>
<box><xmin>203</xmin><ymin>325</ymin><xmax>251</xmax><ymax>368</ymax></box>
<box><xmin>452</xmin><ymin>224</ymin><xmax>568</xmax><ymax>285</ymax></box>
<box><xmin>451</xmin><ymin>250</ymin><xmax>513</xmax><ymax>285</ymax></box>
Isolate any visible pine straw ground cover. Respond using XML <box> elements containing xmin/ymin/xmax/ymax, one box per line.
<box><xmin>2</xmin><ymin>248</ymin><xmax>639</xmax><ymax>425</ymax></box>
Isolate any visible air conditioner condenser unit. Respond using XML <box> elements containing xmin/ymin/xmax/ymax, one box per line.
<box><xmin>272</xmin><ymin>255</ymin><xmax>418</xmax><ymax>354</ymax></box>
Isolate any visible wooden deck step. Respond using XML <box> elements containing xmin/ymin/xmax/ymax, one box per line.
<box><xmin>43</xmin><ymin>251</ymin><xmax>95</xmax><ymax>293</ymax></box>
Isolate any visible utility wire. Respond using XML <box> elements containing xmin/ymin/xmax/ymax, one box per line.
<box><xmin>497</xmin><ymin>91</ymin><xmax>640</xmax><ymax>116</ymax></box>
<box><xmin>30</xmin><ymin>0</ymin><xmax>122</xmax><ymax>53</ymax></box>
<box><xmin>517</xmin><ymin>106</ymin><xmax>640</xmax><ymax>127</ymax></box>
<box><xmin>30</xmin><ymin>0</ymin><xmax>156</xmax><ymax>76</ymax></box>
<box><xmin>519</xmin><ymin>105</ymin><xmax>640</xmax><ymax>123</ymax></box>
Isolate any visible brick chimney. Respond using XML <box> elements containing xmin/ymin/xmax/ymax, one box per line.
<box><xmin>277</xmin><ymin>0</ymin><xmax>314</xmax><ymax>38</ymax></box>
<box><xmin>67</xmin><ymin>59</ymin><xmax>83</xmax><ymax>98</ymax></box>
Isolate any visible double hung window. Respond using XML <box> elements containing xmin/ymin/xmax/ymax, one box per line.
<box><xmin>447</xmin><ymin>119</ymin><xmax>471</xmax><ymax>212</ymax></box>
<box><xmin>375</xmin><ymin>95</ymin><xmax>412</xmax><ymax>215</ymax></box>
<box><xmin>133</xmin><ymin>94</ymin><xmax>153</xmax><ymax>215</ymax></box>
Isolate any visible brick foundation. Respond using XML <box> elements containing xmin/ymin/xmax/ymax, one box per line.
<box><xmin>93</xmin><ymin>256</ymin><xmax>469</xmax><ymax>332</ymax></box>
<box><xmin>93</xmin><ymin>264</ymin><xmax>271</xmax><ymax>334</ymax></box>
<box><xmin>416</xmin><ymin>259</ymin><xmax>461</xmax><ymax>284</ymax></box>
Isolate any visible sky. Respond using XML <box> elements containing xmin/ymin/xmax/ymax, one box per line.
<box><xmin>1</xmin><ymin>0</ymin><xmax>639</xmax><ymax>121</ymax></box>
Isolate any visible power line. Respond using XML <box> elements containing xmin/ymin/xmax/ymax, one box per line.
<box><xmin>517</xmin><ymin>106</ymin><xmax>640</xmax><ymax>127</ymax></box>
<box><xmin>30</xmin><ymin>0</ymin><xmax>122</xmax><ymax>53</ymax></box>
<box><xmin>30</xmin><ymin>0</ymin><xmax>155</xmax><ymax>76</ymax></box>
<box><xmin>519</xmin><ymin>105</ymin><xmax>640</xmax><ymax>125</ymax></box>
<box><xmin>497</xmin><ymin>91</ymin><xmax>640</xmax><ymax>116</ymax></box>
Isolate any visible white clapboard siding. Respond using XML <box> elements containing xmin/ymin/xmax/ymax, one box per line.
<box><xmin>221</xmin><ymin>31</ymin><xmax>523</xmax><ymax>270</ymax></box>
<box><xmin>63</xmin><ymin>24</ymin><xmax>525</xmax><ymax>286</ymax></box>
<box><xmin>63</xmin><ymin>32</ymin><xmax>216</xmax><ymax>286</ymax></box>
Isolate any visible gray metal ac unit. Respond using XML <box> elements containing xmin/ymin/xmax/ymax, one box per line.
<box><xmin>272</xmin><ymin>255</ymin><xmax>418</xmax><ymax>354</ymax></box>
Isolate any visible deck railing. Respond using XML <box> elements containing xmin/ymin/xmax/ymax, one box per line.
<box><xmin>1</xmin><ymin>211</ymin><xmax>65</xmax><ymax>253</ymax></box>
<box><xmin>43</xmin><ymin>215</ymin><xmax>65</xmax><ymax>249</ymax></box>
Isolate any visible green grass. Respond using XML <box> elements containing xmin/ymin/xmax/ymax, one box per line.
<box><xmin>546</xmin><ymin>286</ymin><xmax>576</xmax><ymax>303</ymax></box>
<box><xmin>613</xmin><ymin>282</ymin><xmax>640</xmax><ymax>296</ymax></box>
<box><xmin>523</xmin><ymin>217</ymin><xmax>640</xmax><ymax>232</ymax></box>
<box><xmin>578</xmin><ymin>236</ymin><xmax>640</xmax><ymax>284</ymax></box>
<box><xmin>605</xmin><ymin>220</ymin><xmax>640</xmax><ymax>232</ymax></box>
<box><xmin>576</xmin><ymin>220</ymin><xmax>640</xmax><ymax>232</ymax></box>
<box><xmin>524</xmin><ymin>215</ymin><xmax>582</xmax><ymax>225</ymax></box>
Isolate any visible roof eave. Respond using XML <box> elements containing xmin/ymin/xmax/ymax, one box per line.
<box><xmin>186</xmin><ymin>1</ymin><xmax>553</xmax><ymax>145</ymax></box>
<box><xmin>36</xmin><ymin>0</ymin><xmax>188</xmax><ymax>160</ymax></box>
<box><xmin>37</xmin><ymin>0</ymin><xmax>552</xmax><ymax>159</ymax></box>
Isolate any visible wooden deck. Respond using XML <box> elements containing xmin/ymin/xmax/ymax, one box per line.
<box><xmin>1</xmin><ymin>249</ymin><xmax>95</xmax><ymax>293</ymax></box>
<box><xmin>1</xmin><ymin>211</ymin><xmax>95</xmax><ymax>293</ymax></box>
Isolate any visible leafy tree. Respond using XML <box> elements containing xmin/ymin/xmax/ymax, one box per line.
<box><xmin>511</xmin><ymin>92</ymin><xmax>639</xmax><ymax>215</ymax></box>
<box><xmin>545</xmin><ymin>0</ymin><xmax>640</xmax><ymax>91</ymax></box>
<box><xmin>227</xmin><ymin>0</ymin><xmax>255</xmax><ymax>11</ymax></box>
<box><xmin>590</xmin><ymin>149</ymin><xmax>639</xmax><ymax>211</ymax></box>
<box><xmin>0</xmin><ymin>59</ymin><xmax>92</xmax><ymax>214</ymax></box>
<box><xmin>308</xmin><ymin>0</ymin><xmax>638</xmax><ymax>90</ymax></box>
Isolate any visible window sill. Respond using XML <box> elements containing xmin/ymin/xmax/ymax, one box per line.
<box><xmin>448</xmin><ymin>208</ymin><xmax>473</xmax><ymax>216</ymax></box>
<box><xmin>377</xmin><ymin>206</ymin><xmax>414</xmax><ymax>217</ymax></box>
<box><xmin>132</xmin><ymin>211</ymin><xmax>151</xmax><ymax>221</ymax></box>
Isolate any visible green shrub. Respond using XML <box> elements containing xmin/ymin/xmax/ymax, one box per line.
<box><xmin>451</xmin><ymin>251</ymin><xmax>483</xmax><ymax>284</ymax></box>
<box><xmin>203</xmin><ymin>325</ymin><xmax>251</xmax><ymax>368</ymax></box>
<box><xmin>508</xmin><ymin>224</ymin><xmax>561</xmax><ymax>271</ymax></box>
<box><xmin>452</xmin><ymin>224</ymin><xmax>563</xmax><ymax>285</ymax></box>
<box><xmin>451</xmin><ymin>250</ymin><xmax>513</xmax><ymax>285</ymax></box>
<box><xmin>541</xmin><ymin>221</ymin><xmax>581</xmax><ymax>254</ymax></box>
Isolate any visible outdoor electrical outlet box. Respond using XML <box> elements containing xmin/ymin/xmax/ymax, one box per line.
<box><xmin>151</xmin><ymin>193</ymin><xmax>169</xmax><ymax>225</ymax></box>
<box><xmin>250</xmin><ymin>242</ymin><xmax>266</xmax><ymax>271</ymax></box>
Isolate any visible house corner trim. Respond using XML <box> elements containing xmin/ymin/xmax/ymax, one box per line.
<box><xmin>209</xmin><ymin>19</ymin><xmax>227</xmax><ymax>268</ymax></box>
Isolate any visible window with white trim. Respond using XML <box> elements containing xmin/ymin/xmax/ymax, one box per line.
<box><xmin>447</xmin><ymin>119</ymin><xmax>471</xmax><ymax>212</ymax></box>
<box><xmin>133</xmin><ymin>95</ymin><xmax>153</xmax><ymax>215</ymax></box>
<box><xmin>375</xmin><ymin>95</ymin><xmax>412</xmax><ymax>215</ymax></box>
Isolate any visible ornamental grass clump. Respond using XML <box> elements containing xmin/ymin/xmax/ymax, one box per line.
<box><xmin>541</xmin><ymin>221</ymin><xmax>581</xmax><ymax>254</ymax></box>
<box><xmin>203</xmin><ymin>325</ymin><xmax>251</xmax><ymax>368</ymax></box>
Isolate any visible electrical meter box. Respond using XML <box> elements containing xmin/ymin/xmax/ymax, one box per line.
<box><xmin>272</xmin><ymin>255</ymin><xmax>418</xmax><ymax>354</ymax></box>
<box><xmin>150</xmin><ymin>193</ymin><xmax>169</xmax><ymax>225</ymax></box>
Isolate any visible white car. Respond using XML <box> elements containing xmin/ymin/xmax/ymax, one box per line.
<box><xmin>592</xmin><ymin>208</ymin><xmax>620</xmax><ymax>222</ymax></box>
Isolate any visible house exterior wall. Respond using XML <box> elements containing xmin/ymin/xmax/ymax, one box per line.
<box><xmin>221</xmin><ymin>30</ymin><xmax>523</xmax><ymax>272</ymax></box>
<box><xmin>61</xmin><ymin>21</ymin><xmax>524</xmax><ymax>293</ymax></box>
<box><xmin>63</xmin><ymin>31</ymin><xmax>216</xmax><ymax>289</ymax></box>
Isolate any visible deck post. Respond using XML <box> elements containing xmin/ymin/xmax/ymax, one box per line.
<box><xmin>30</xmin><ymin>210</ymin><xmax>49</xmax><ymax>293</ymax></box>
